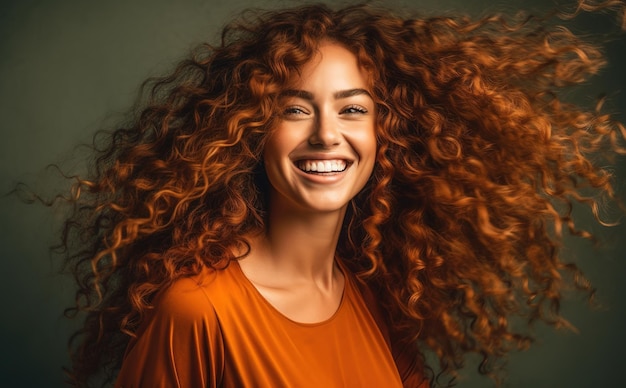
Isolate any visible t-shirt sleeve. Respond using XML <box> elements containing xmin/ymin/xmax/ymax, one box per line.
<box><xmin>115</xmin><ymin>278</ymin><xmax>224</xmax><ymax>388</ymax></box>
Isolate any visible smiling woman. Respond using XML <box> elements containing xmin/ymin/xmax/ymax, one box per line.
<box><xmin>263</xmin><ymin>43</ymin><xmax>377</xmax><ymax>215</ymax></box>
<box><xmin>29</xmin><ymin>1</ymin><xmax>626</xmax><ymax>387</ymax></box>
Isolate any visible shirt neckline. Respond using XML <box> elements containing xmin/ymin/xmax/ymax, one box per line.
<box><xmin>230</xmin><ymin>258</ymin><xmax>350</xmax><ymax>327</ymax></box>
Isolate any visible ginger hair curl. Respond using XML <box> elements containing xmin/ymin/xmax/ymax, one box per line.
<box><xmin>54</xmin><ymin>2</ymin><xmax>625</xmax><ymax>386</ymax></box>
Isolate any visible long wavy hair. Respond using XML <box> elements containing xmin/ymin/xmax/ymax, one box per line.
<box><xmin>49</xmin><ymin>1</ymin><xmax>625</xmax><ymax>386</ymax></box>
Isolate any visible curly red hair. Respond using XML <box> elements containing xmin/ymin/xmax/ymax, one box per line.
<box><xmin>52</xmin><ymin>2</ymin><xmax>625</xmax><ymax>386</ymax></box>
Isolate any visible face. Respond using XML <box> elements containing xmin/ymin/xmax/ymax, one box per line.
<box><xmin>263</xmin><ymin>43</ymin><xmax>377</xmax><ymax>215</ymax></box>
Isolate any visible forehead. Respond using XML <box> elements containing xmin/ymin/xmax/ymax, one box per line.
<box><xmin>290</xmin><ymin>43</ymin><xmax>371</xmax><ymax>91</ymax></box>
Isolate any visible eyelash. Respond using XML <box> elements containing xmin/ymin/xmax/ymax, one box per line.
<box><xmin>281</xmin><ymin>105</ymin><xmax>368</xmax><ymax>116</ymax></box>
<box><xmin>282</xmin><ymin>106</ymin><xmax>309</xmax><ymax>116</ymax></box>
<box><xmin>341</xmin><ymin>105</ymin><xmax>368</xmax><ymax>115</ymax></box>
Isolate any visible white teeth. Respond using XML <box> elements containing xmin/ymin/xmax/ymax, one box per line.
<box><xmin>297</xmin><ymin>160</ymin><xmax>347</xmax><ymax>173</ymax></box>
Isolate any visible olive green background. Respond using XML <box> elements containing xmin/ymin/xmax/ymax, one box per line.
<box><xmin>1</xmin><ymin>0</ymin><xmax>624</xmax><ymax>386</ymax></box>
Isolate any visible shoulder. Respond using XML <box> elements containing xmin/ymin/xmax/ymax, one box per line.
<box><xmin>152</xmin><ymin>266</ymin><xmax>223</xmax><ymax>324</ymax></box>
<box><xmin>116</xmin><ymin>267</ymin><xmax>228</xmax><ymax>387</ymax></box>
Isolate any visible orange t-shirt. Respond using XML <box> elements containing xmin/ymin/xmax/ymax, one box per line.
<box><xmin>115</xmin><ymin>260</ymin><xmax>426</xmax><ymax>387</ymax></box>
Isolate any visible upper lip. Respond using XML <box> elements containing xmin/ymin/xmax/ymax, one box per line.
<box><xmin>291</xmin><ymin>153</ymin><xmax>354</xmax><ymax>163</ymax></box>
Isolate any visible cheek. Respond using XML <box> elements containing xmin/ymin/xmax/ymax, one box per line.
<box><xmin>263</xmin><ymin>132</ymin><xmax>287</xmax><ymax>164</ymax></box>
<box><xmin>363</xmin><ymin>130</ymin><xmax>378</xmax><ymax>179</ymax></box>
<box><xmin>350</xmin><ymin>127</ymin><xmax>377</xmax><ymax>192</ymax></box>
<box><xmin>358</xmin><ymin>127</ymin><xmax>377</xmax><ymax>165</ymax></box>
<box><xmin>263</xmin><ymin>123</ymin><xmax>303</xmax><ymax>158</ymax></box>
<box><xmin>262</xmin><ymin>131</ymin><xmax>296</xmax><ymax>185</ymax></box>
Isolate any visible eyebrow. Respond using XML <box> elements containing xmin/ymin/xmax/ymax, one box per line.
<box><xmin>281</xmin><ymin>88</ymin><xmax>372</xmax><ymax>100</ymax></box>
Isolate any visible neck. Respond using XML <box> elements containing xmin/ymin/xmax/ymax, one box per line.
<box><xmin>245</xmin><ymin>199</ymin><xmax>347</xmax><ymax>286</ymax></box>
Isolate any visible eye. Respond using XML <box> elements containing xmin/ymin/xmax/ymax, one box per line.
<box><xmin>282</xmin><ymin>105</ymin><xmax>310</xmax><ymax>117</ymax></box>
<box><xmin>340</xmin><ymin>105</ymin><xmax>368</xmax><ymax>115</ymax></box>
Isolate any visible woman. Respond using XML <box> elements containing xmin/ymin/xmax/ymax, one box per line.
<box><xmin>54</xmin><ymin>2</ymin><xmax>624</xmax><ymax>387</ymax></box>
<box><xmin>115</xmin><ymin>40</ymin><xmax>414</xmax><ymax>388</ymax></box>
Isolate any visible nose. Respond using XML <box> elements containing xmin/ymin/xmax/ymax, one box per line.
<box><xmin>308</xmin><ymin>112</ymin><xmax>341</xmax><ymax>147</ymax></box>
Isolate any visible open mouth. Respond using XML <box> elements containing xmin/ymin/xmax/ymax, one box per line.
<box><xmin>296</xmin><ymin>159</ymin><xmax>349</xmax><ymax>174</ymax></box>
